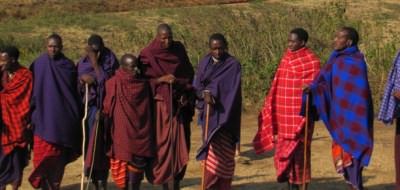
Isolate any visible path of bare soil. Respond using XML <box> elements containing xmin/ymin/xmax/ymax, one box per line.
<box><xmin>14</xmin><ymin>113</ymin><xmax>396</xmax><ymax>190</ymax></box>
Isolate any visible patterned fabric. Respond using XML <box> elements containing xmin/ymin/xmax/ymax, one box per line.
<box><xmin>378</xmin><ymin>51</ymin><xmax>400</xmax><ymax>124</ymax></box>
<box><xmin>204</xmin><ymin>169</ymin><xmax>233</xmax><ymax>190</ymax></box>
<box><xmin>110</xmin><ymin>158</ymin><xmax>144</xmax><ymax>189</ymax></box>
<box><xmin>332</xmin><ymin>141</ymin><xmax>352</xmax><ymax>173</ymax></box>
<box><xmin>275</xmin><ymin>127</ymin><xmax>313</xmax><ymax>184</ymax></box>
<box><xmin>308</xmin><ymin>46</ymin><xmax>374</xmax><ymax>167</ymax></box>
<box><xmin>29</xmin><ymin>135</ymin><xmax>66</xmax><ymax>189</ymax></box>
<box><xmin>205</xmin><ymin>129</ymin><xmax>236</xmax><ymax>180</ymax></box>
<box><xmin>253</xmin><ymin>47</ymin><xmax>320</xmax><ymax>154</ymax></box>
<box><xmin>110</xmin><ymin>158</ymin><xmax>128</xmax><ymax>189</ymax></box>
<box><xmin>0</xmin><ymin>66</ymin><xmax>32</xmax><ymax>155</ymax></box>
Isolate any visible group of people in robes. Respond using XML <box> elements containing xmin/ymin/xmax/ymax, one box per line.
<box><xmin>254</xmin><ymin>27</ymin><xmax>374</xmax><ymax>190</ymax></box>
<box><xmin>1</xmin><ymin>22</ymin><xmax>400</xmax><ymax>190</ymax></box>
<box><xmin>0</xmin><ymin>23</ymin><xmax>242</xmax><ymax>190</ymax></box>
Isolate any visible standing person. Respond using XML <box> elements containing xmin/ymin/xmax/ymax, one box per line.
<box><xmin>194</xmin><ymin>33</ymin><xmax>242</xmax><ymax>190</ymax></box>
<box><xmin>78</xmin><ymin>34</ymin><xmax>119</xmax><ymax>190</ymax></box>
<box><xmin>378</xmin><ymin>50</ymin><xmax>400</xmax><ymax>190</ymax></box>
<box><xmin>305</xmin><ymin>27</ymin><xmax>373</xmax><ymax>190</ymax></box>
<box><xmin>103</xmin><ymin>54</ymin><xmax>153</xmax><ymax>190</ymax></box>
<box><xmin>139</xmin><ymin>23</ymin><xmax>195</xmax><ymax>190</ymax></box>
<box><xmin>29</xmin><ymin>33</ymin><xmax>82</xmax><ymax>190</ymax></box>
<box><xmin>253</xmin><ymin>28</ymin><xmax>320</xmax><ymax>190</ymax></box>
<box><xmin>0</xmin><ymin>46</ymin><xmax>32</xmax><ymax>190</ymax></box>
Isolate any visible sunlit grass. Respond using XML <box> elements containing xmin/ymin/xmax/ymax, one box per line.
<box><xmin>0</xmin><ymin>0</ymin><xmax>399</xmax><ymax>110</ymax></box>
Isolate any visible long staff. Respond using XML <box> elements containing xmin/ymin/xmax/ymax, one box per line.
<box><xmin>85</xmin><ymin>116</ymin><xmax>100</xmax><ymax>190</ymax></box>
<box><xmin>200</xmin><ymin>102</ymin><xmax>211</xmax><ymax>190</ymax></box>
<box><xmin>85</xmin><ymin>85</ymin><xmax>102</xmax><ymax>190</ymax></box>
<box><xmin>81</xmin><ymin>83</ymin><xmax>89</xmax><ymax>190</ymax></box>
<box><xmin>302</xmin><ymin>94</ymin><xmax>310</xmax><ymax>190</ymax></box>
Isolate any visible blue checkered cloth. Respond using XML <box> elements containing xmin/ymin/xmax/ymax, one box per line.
<box><xmin>378</xmin><ymin>51</ymin><xmax>400</xmax><ymax>124</ymax></box>
<box><xmin>308</xmin><ymin>46</ymin><xmax>374</xmax><ymax>167</ymax></box>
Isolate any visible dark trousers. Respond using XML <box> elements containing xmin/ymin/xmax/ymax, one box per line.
<box><xmin>395</xmin><ymin>119</ymin><xmax>400</xmax><ymax>190</ymax></box>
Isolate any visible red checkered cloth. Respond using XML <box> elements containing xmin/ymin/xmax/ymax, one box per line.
<box><xmin>28</xmin><ymin>135</ymin><xmax>65</xmax><ymax>189</ymax></box>
<box><xmin>253</xmin><ymin>47</ymin><xmax>320</xmax><ymax>154</ymax></box>
<box><xmin>0</xmin><ymin>66</ymin><xmax>32</xmax><ymax>155</ymax></box>
<box><xmin>253</xmin><ymin>47</ymin><xmax>319</xmax><ymax>181</ymax></box>
<box><xmin>275</xmin><ymin>133</ymin><xmax>313</xmax><ymax>184</ymax></box>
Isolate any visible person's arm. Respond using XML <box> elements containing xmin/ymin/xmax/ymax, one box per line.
<box><xmin>392</xmin><ymin>53</ymin><xmax>400</xmax><ymax>99</ymax></box>
<box><xmin>86</xmin><ymin>46</ymin><xmax>102</xmax><ymax>77</ymax></box>
<box><xmin>157</xmin><ymin>74</ymin><xmax>175</xmax><ymax>84</ymax></box>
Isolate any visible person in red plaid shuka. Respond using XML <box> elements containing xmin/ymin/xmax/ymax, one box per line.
<box><xmin>253</xmin><ymin>28</ymin><xmax>320</xmax><ymax>190</ymax></box>
<box><xmin>0</xmin><ymin>46</ymin><xmax>32</xmax><ymax>190</ymax></box>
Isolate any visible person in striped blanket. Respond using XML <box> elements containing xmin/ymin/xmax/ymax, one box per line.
<box><xmin>253</xmin><ymin>28</ymin><xmax>320</xmax><ymax>190</ymax></box>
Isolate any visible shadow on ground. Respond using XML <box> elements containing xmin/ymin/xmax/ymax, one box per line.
<box><xmin>61</xmin><ymin>176</ymin><xmax>394</xmax><ymax>190</ymax></box>
<box><xmin>240</xmin><ymin>143</ymin><xmax>274</xmax><ymax>161</ymax></box>
<box><xmin>233</xmin><ymin>176</ymin><xmax>395</xmax><ymax>190</ymax></box>
<box><xmin>60</xmin><ymin>177</ymin><xmax>202</xmax><ymax>190</ymax></box>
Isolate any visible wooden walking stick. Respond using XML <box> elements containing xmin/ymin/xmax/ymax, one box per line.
<box><xmin>85</xmin><ymin>85</ymin><xmax>102</xmax><ymax>190</ymax></box>
<box><xmin>200</xmin><ymin>91</ymin><xmax>211</xmax><ymax>190</ymax></box>
<box><xmin>81</xmin><ymin>83</ymin><xmax>89</xmax><ymax>190</ymax></box>
<box><xmin>302</xmin><ymin>94</ymin><xmax>310</xmax><ymax>190</ymax></box>
<box><xmin>86</xmin><ymin>114</ymin><xmax>101</xmax><ymax>190</ymax></box>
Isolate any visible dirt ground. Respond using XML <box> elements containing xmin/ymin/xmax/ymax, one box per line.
<box><xmin>13</xmin><ymin>113</ymin><xmax>395</xmax><ymax>190</ymax></box>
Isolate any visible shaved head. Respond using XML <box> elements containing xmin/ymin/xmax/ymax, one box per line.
<box><xmin>121</xmin><ymin>53</ymin><xmax>139</xmax><ymax>74</ymax></box>
<box><xmin>46</xmin><ymin>33</ymin><xmax>63</xmax><ymax>59</ymax></box>
<box><xmin>47</xmin><ymin>33</ymin><xmax>63</xmax><ymax>45</ymax></box>
<box><xmin>157</xmin><ymin>23</ymin><xmax>172</xmax><ymax>35</ymax></box>
<box><xmin>156</xmin><ymin>23</ymin><xmax>173</xmax><ymax>49</ymax></box>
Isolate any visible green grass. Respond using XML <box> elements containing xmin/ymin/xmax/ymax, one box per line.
<box><xmin>0</xmin><ymin>1</ymin><xmax>399</xmax><ymax>111</ymax></box>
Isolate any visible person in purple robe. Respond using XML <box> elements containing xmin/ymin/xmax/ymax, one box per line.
<box><xmin>139</xmin><ymin>23</ymin><xmax>195</xmax><ymax>190</ymax></box>
<box><xmin>78</xmin><ymin>34</ymin><xmax>119</xmax><ymax>190</ymax></box>
<box><xmin>28</xmin><ymin>33</ymin><xmax>83</xmax><ymax>190</ymax></box>
<box><xmin>194</xmin><ymin>33</ymin><xmax>242</xmax><ymax>190</ymax></box>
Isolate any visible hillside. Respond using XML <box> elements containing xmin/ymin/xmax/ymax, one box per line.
<box><xmin>0</xmin><ymin>0</ymin><xmax>399</xmax><ymax>108</ymax></box>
